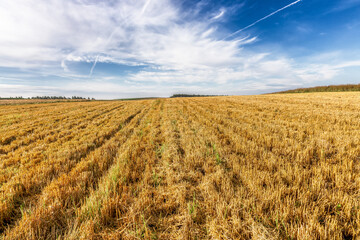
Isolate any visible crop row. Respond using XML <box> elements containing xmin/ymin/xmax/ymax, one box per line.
<box><xmin>0</xmin><ymin>101</ymin><xmax>147</xmax><ymax>233</ymax></box>
<box><xmin>1</xmin><ymin>93</ymin><xmax>360</xmax><ymax>239</ymax></box>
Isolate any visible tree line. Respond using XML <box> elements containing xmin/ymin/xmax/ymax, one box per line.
<box><xmin>170</xmin><ymin>94</ymin><xmax>226</xmax><ymax>98</ymax></box>
<box><xmin>0</xmin><ymin>96</ymin><xmax>95</xmax><ymax>100</ymax></box>
<box><xmin>275</xmin><ymin>84</ymin><xmax>360</xmax><ymax>94</ymax></box>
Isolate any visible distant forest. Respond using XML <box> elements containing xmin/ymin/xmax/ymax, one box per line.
<box><xmin>275</xmin><ymin>84</ymin><xmax>360</xmax><ymax>94</ymax></box>
<box><xmin>170</xmin><ymin>94</ymin><xmax>226</xmax><ymax>98</ymax></box>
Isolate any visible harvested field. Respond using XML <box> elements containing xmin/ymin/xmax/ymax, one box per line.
<box><xmin>0</xmin><ymin>99</ymin><xmax>90</xmax><ymax>106</ymax></box>
<box><xmin>1</xmin><ymin>92</ymin><xmax>360</xmax><ymax>239</ymax></box>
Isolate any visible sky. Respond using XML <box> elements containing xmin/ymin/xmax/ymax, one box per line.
<box><xmin>0</xmin><ymin>0</ymin><xmax>360</xmax><ymax>99</ymax></box>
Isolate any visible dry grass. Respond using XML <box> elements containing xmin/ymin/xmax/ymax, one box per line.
<box><xmin>0</xmin><ymin>99</ymin><xmax>89</xmax><ymax>105</ymax></box>
<box><xmin>0</xmin><ymin>93</ymin><xmax>360</xmax><ymax>239</ymax></box>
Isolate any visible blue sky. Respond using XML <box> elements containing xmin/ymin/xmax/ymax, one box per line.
<box><xmin>0</xmin><ymin>0</ymin><xmax>360</xmax><ymax>99</ymax></box>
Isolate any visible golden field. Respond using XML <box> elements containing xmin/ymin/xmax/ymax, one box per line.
<box><xmin>0</xmin><ymin>92</ymin><xmax>360</xmax><ymax>239</ymax></box>
<box><xmin>0</xmin><ymin>99</ymin><xmax>89</xmax><ymax>106</ymax></box>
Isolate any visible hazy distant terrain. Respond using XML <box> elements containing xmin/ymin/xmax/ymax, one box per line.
<box><xmin>275</xmin><ymin>84</ymin><xmax>360</xmax><ymax>94</ymax></box>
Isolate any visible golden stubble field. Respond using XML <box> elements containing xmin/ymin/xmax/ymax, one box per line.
<box><xmin>0</xmin><ymin>92</ymin><xmax>359</xmax><ymax>239</ymax></box>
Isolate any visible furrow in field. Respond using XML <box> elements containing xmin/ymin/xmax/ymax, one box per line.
<box><xmin>0</xmin><ymin>103</ymin><xmax>125</xmax><ymax>187</ymax></box>
<box><xmin>1</xmin><ymin>94</ymin><xmax>358</xmax><ymax>239</ymax></box>
<box><xmin>80</xmin><ymin>98</ymin><xmax>215</xmax><ymax>239</ymax></box>
<box><xmin>61</xmin><ymin>99</ymin><xmax>164</xmax><ymax>239</ymax></box>
<box><xmin>180</xmin><ymin>99</ymin><xmax>257</xmax><ymax>238</ymax></box>
<box><xmin>192</xmin><ymin>97</ymin><xmax>358</xmax><ymax>165</ymax></box>
<box><xmin>0</xmin><ymin>102</ymin><xmax>114</xmax><ymax>148</ymax></box>
<box><xmin>166</xmin><ymin>99</ymin><xmax>229</xmax><ymax>239</ymax></box>
<box><xmin>185</xmin><ymin>97</ymin><xmax>360</xmax><ymax>239</ymax></box>
<box><xmin>0</xmin><ymin>103</ymin><xmax>102</xmax><ymax>149</ymax></box>
<box><xmin>190</xmin><ymin>99</ymin><xmax>306</xmax><ymax>163</ymax></box>
<box><xmin>167</xmin><ymin>97</ymin><xmax>357</xmax><ymax>239</ymax></box>
<box><xmin>138</xmin><ymin>98</ymin><xmax>268</xmax><ymax>238</ymax></box>
<box><xmin>0</xmin><ymin>102</ymin><xmax>145</xmax><ymax>233</ymax></box>
<box><xmin>0</xmin><ymin>102</ymin><xmax>122</xmax><ymax>155</ymax></box>
<box><xmin>0</xmin><ymin>103</ymin><xmax>75</xmax><ymax>121</ymax></box>
<box><xmin>142</xmin><ymin>99</ymin><xmax>207</xmax><ymax>239</ymax></box>
<box><xmin>2</xmin><ymin>101</ymin><xmax>154</xmax><ymax>239</ymax></box>
<box><xmin>187</xmin><ymin>100</ymin><xmax>280</xmax><ymax>159</ymax></box>
<box><xmin>0</xmin><ymin>102</ymin><xmax>100</xmax><ymax>142</ymax></box>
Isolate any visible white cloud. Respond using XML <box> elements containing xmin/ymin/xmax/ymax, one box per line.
<box><xmin>0</xmin><ymin>0</ymin><xmax>359</xmax><ymax>98</ymax></box>
<box><xmin>335</xmin><ymin>60</ymin><xmax>360</xmax><ymax>68</ymax></box>
<box><xmin>0</xmin><ymin>0</ymin><xmax>256</xmax><ymax>76</ymax></box>
<box><xmin>0</xmin><ymin>0</ymin><xmax>179</xmax><ymax>67</ymax></box>
<box><xmin>0</xmin><ymin>0</ymin><xmax>263</xmax><ymax>80</ymax></box>
<box><xmin>0</xmin><ymin>56</ymin><xmax>359</xmax><ymax>99</ymax></box>
<box><xmin>212</xmin><ymin>9</ymin><xmax>226</xmax><ymax>20</ymax></box>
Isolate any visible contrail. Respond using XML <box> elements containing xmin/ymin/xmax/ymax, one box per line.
<box><xmin>141</xmin><ymin>0</ymin><xmax>152</xmax><ymax>15</ymax></box>
<box><xmin>89</xmin><ymin>55</ymin><xmax>99</xmax><ymax>77</ymax></box>
<box><xmin>89</xmin><ymin>0</ymin><xmax>151</xmax><ymax>77</ymax></box>
<box><xmin>89</xmin><ymin>29</ymin><xmax>118</xmax><ymax>77</ymax></box>
<box><xmin>224</xmin><ymin>0</ymin><xmax>302</xmax><ymax>40</ymax></box>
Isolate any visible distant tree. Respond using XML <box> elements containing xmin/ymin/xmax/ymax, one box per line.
<box><xmin>170</xmin><ymin>94</ymin><xmax>225</xmax><ymax>98</ymax></box>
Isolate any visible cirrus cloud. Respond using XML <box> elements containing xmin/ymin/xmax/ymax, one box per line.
<box><xmin>0</xmin><ymin>0</ymin><xmax>359</xmax><ymax>98</ymax></box>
